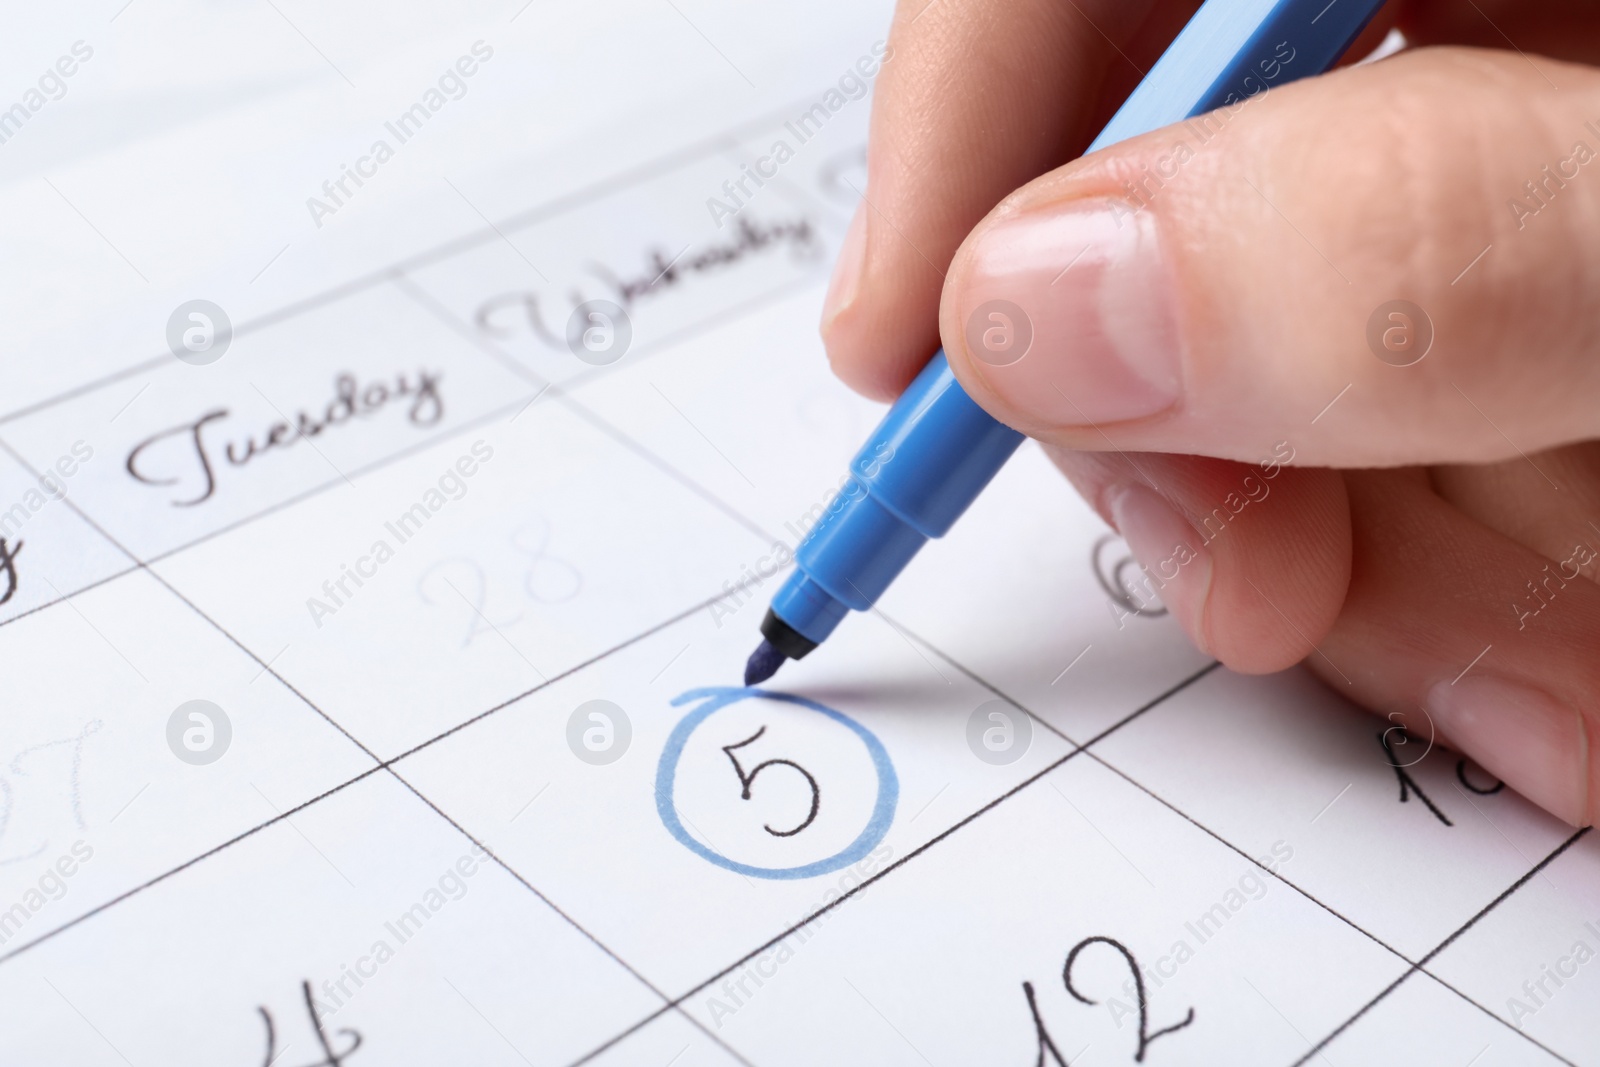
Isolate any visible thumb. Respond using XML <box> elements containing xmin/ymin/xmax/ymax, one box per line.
<box><xmin>938</xmin><ymin>46</ymin><xmax>1600</xmax><ymax>467</ymax></box>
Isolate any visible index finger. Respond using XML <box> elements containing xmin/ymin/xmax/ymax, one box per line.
<box><xmin>821</xmin><ymin>0</ymin><xmax>1204</xmax><ymax>402</ymax></box>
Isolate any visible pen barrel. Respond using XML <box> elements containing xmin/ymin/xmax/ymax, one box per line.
<box><xmin>850</xmin><ymin>351</ymin><xmax>1026</xmax><ymax>537</ymax></box>
<box><xmin>774</xmin><ymin>353</ymin><xmax>1024</xmax><ymax>643</ymax></box>
<box><xmin>1090</xmin><ymin>0</ymin><xmax>1388</xmax><ymax>151</ymax></box>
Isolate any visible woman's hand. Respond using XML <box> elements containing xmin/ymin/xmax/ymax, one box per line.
<box><xmin>821</xmin><ymin>0</ymin><xmax>1600</xmax><ymax>826</ymax></box>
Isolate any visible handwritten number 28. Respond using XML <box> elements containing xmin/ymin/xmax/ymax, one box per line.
<box><xmin>721</xmin><ymin>726</ymin><xmax>820</xmax><ymax>838</ymax></box>
<box><xmin>417</xmin><ymin>517</ymin><xmax>582</xmax><ymax>646</ymax></box>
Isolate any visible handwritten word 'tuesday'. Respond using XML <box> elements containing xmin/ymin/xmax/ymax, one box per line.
<box><xmin>126</xmin><ymin>371</ymin><xmax>443</xmax><ymax>507</ymax></box>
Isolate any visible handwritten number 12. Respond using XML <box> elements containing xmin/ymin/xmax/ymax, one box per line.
<box><xmin>1025</xmin><ymin>936</ymin><xmax>1195</xmax><ymax>1064</ymax></box>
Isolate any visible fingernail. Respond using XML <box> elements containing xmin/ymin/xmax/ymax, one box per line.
<box><xmin>1425</xmin><ymin>675</ymin><xmax>1589</xmax><ymax>826</ymax></box>
<box><xmin>954</xmin><ymin>200</ymin><xmax>1182</xmax><ymax>425</ymax></box>
<box><xmin>1106</xmin><ymin>483</ymin><xmax>1212</xmax><ymax>652</ymax></box>
<box><xmin>821</xmin><ymin>202</ymin><xmax>868</xmax><ymax>337</ymax></box>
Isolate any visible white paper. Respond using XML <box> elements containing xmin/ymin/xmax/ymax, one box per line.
<box><xmin>0</xmin><ymin>4</ymin><xmax>1591</xmax><ymax>1065</ymax></box>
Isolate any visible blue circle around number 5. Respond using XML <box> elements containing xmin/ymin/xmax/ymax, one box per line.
<box><xmin>655</xmin><ymin>687</ymin><xmax>898</xmax><ymax>880</ymax></box>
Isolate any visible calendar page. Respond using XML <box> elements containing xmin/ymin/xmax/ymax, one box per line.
<box><xmin>0</xmin><ymin>3</ymin><xmax>1594</xmax><ymax>1065</ymax></box>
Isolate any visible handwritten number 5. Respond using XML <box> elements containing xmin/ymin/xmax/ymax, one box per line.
<box><xmin>721</xmin><ymin>726</ymin><xmax>820</xmax><ymax>838</ymax></box>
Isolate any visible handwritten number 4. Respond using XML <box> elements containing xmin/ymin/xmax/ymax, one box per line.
<box><xmin>721</xmin><ymin>726</ymin><xmax>820</xmax><ymax>838</ymax></box>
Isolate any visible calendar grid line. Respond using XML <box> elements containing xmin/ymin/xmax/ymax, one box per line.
<box><xmin>186</xmin><ymin>541</ymin><xmax>1234</xmax><ymax>1064</ymax></box>
<box><xmin>4</xmin><ymin>544</ymin><xmax>956</xmax><ymax>1061</ymax></box>
<box><xmin>389</xmin><ymin>270</ymin><xmax>781</xmax><ymax>547</ymax></box>
<box><xmin>11</xmin><ymin>381</ymin><xmax>1174</xmax><ymax>1067</ymax></box>
<box><xmin>12</xmin><ymin>351</ymin><xmax>1576</xmax><ymax>1065</ymax></box>
<box><xmin>389</xmin><ymin>260</ymin><xmax>833</xmax><ymax>417</ymax></box>
<box><xmin>14</xmin><ymin>270</ymin><xmax>1570</xmax><ymax>1066</ymax></box>
<box><xmin>0</xmin><ymin>537</ymin><xmax>1234</xmax><ymax>1066</ymax></box>
<box><xmin>0</xmin><ymin>430</ymin><xmax>772</xmax><ymax>1065</ymax></box>
<box><xmin>0</xmin><ymin>560</ymin><xmax>765</xmax><ymax>961</ymax></box>
<box><xmin>0</xmin><ymin>573</ymin><xmax>836</xmax><ymax>1067</ymax></box>
<box><xmin>413</xmin><ymin>258</ymin><xmax>1557</xmax><ymax>1064</ymax></box>
<box><xmin>2</xmin><ymin>75</ymin><xmax>1578</xmax><ymax>1063</ymax></box>
<box><xmin>0</xmin><ymin>171</ymin><xmax>1010</xmax><ymax>1049</ymax></box>
<box><xmin>878</xmin><ymin>628</ymin><xmax>1583</xmax><ymax>1064</ymax></box>
<box><xmin>1290</xmin><ymin>828</ymin><xmax>1591</xmax><ymax>1067</ymax></box>
<box><xmin>0</xmin><ymin>560</ymin><xmax>141</xmax><ymax>636</ymax></box>
<box><xmin>0</xmin><ymin>438</ymin><xmax>388</xmax><ymax>766</ymax></box>
<box><xmin>377</xmin><ymin>578</ymin><xmax>766</xmax><ymax>767</ymax></box>
<box><xmin>559</xmin><ymin>660</ymin><xmax>1226</xmax><ymax>1067</ymax></box>
<box><xmin>396</xmin><ymin>235</ymin><xmax>1270</xmax><ymax>1054</ymax></box>
<box><xmin>0</xmin><ymin>258</ymin><xmax>836</xmax><ymax>636</ymax></box>
<box><xmin>0</xmin><ymin>386</ymin><xmax>541</xmax><ymax>640</ymax></box>
<box><xmin>379</xmin><ymin>762</ymin><xmax>762</xmax><ymax>1067</ymax></box>
<box><xmin>6</xmin><ymin>276</ymin><xmax>922</xmax><ymax>1041</ymax></box>
<box><xmin>0</xmin><ymin>762</ymin><xmax>389</xmax><ymax>968</ymax></box>
<box><xmin>5</xmin><ymin>228</ymin><xmax>856</xmax><ymax>960</ymax></box>
<box><xmin>133</xmin><ymin>387</ymin><xmax>540</xmax><ymax>564</ymax></box>
<box><xmin>1084</xmin><ymin>752</ymin><xmax>1581</xmax><ymax>1066</ymax></box>
<box><xmin>0</xmin><ymin>353</ymin><xmax>172</xmax><ymax>437</ymax></box>
<box><xmin>0</xmin><ymin>82</ymin><xmax>853</xmax><ymax>435</ymax></box>
<box><xmin>887</xmin><ymin>614</ymin><xmax>1591</xmax><ymax>1064</ymax></box>
<box><xmin>910</xmin><ymin>640</ymin><xmax>1422</xmax><ymax>958</ymax></box>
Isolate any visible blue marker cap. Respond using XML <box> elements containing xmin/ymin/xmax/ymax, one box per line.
<box><xmin>748</xmin><ymin>0</ymin><xmax>1388</xmax><ymax>685</ymax></box>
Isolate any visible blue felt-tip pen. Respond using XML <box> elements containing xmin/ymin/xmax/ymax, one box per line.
<box><xmin>745</xmin><ymin>0</ymin><xmax>1390</xmax><ymax>685</ymax></box>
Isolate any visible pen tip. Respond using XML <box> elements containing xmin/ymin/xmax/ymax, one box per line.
<box><xmin>744</xmin><ymin>639</ymin><xmax>786</xmax><ymax>686</ymax></box>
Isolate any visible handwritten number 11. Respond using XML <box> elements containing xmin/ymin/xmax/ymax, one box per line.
<box><xmin>259</xmin><ymin>981</ymin><xmax>361</xmax><ymax>1066</ymax></box>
